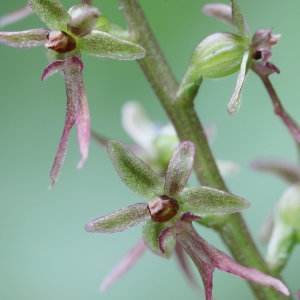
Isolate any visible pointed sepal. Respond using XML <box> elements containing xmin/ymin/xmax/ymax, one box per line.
<box><xmin>0</xmin><ymin>29</ymin><xmax>49</xmax><ymax>48</ymax></box>
<box><xmin>78</xmin><ymin>30</ymin><xmax>146</xmax><ymax>60</ymax></box>
<box><xmin>28</xmin><ymin>0</ymin><xmax>71</xmax><ymax>30</ymax></box>
<box><xmin>85</xmin><ymin>203</ymin><xmax>149</xmax><ymax>233</ymax></box>
<box><xmin>178</xmin><ymin>186</ymin><xmax>250</xmax><ymax>217</ymax></box>
<box><xmin>164</xmin><ymin>141</ymin><xmax>195</xmax><ymax>196</ymax></box>
<box><xmin>107</xmin><ymin>141</ymin><xmax>164</xmax><ymax>199</ymax></box>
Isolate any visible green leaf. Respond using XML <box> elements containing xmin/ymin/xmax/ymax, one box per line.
<box><xmin>164</xmin><ymin>141</ymin><xmax>195</xmax><ymax>196</ymax></box>
<box><xmin>28</xmin><ymin>0</ymin><xmax>71</xmax><ymax>30</ymax></box>
<box><xmin>227</xmin><ymin>51</ymin><xmax>249</xmax><ymax>115</ymax></box>
<box><xmin>0</xmin><ymin>29</ymin><xmax>49</xmax><ymax>48</ymax></box>
<box><xmin>142</xmin><ymin>220</ymin><xmax>175</xmax><ymax>258</ymax></box>
<box><xmin>178</xmin><ymin>186</ymin><xmax>250</xmax><ymax>217</ymax></box>
<box><xmin>107</xmin><ymin>141</ymin><xmax>164</xmax><ymax>199</ymax></box>
<box><xmin>85</xmin><ymin>203</ymin><xmax>149</xmax><ymax>233</ymax></box>
<box><xmin>78</xmin><ymin>30</ymin><xmax>146</xmax><ymax>60</ymax></box>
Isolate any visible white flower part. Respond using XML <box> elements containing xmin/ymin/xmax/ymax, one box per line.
<box><xmin>122</xmin><ymin>101</ymin><xmax>158</xmax><ymax>156</ymax></box>
<box><xmin>216</xmin><ymin>159</ymin><xmax>240</xmax><ymax>177</ymax></box>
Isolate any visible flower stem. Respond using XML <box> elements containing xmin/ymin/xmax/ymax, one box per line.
<box><xmin>120</xmin><ymin>0</ymin><xmax>292</xmax><ymax>299</ymax></box>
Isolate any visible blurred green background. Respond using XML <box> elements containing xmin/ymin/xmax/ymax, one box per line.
<box><xmin>0</xmin><ymin>0</ymin><xmax>299</xmax><ymax>299</ymax></box>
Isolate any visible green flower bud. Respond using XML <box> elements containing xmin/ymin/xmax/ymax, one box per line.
<box><xmin>191</xmin><ymin>32</ymin><xmax>248</xmax><ymax>79</ymax></box>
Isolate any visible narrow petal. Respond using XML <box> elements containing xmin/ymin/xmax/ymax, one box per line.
<box><xmin>164</xmin><ymin>141</ymin><xmax>195</xmax><ymax>196</ymax></box>
<box><xmin>227</xmin><ymin>51</ymin><xmax>249</xmax><ymax>115</ymax></box>
<box><xmin>0</xmin><ymin>5</ymin><xmax>32</xmax><ymax>28</ymax></box>
<box><xmin>85</xmin><ymin>203</ymin><xmax>149</xmax><ymax>233</ymax></box>
<box><xmin>143</xmin><ymin>221</ymin><xmax>175</xmax><ymax>258</ymax></box>
<box><xmin>78</xmin><ymin>30</ymin><xmax>146</xmax><ymax>60</ymax></box>
<box><xmin>175</xmin><ymin>243</ymin><xmax>200</xmax><ymax>290</ymax></box>
<box><xmin>0</xmin><ymin>29</ymin><xmax>49</xmax><ymax>48</ymax></box>
<box><xmin>202</xmin><ymin>4</ymin><xmax>233</xmax><ymax>27</ymax></box>
<box><xmin>41</xmin><ymin>60</ymin><xmax>64</xmax><ymax>81</ymax></box>
<box><xmin>100</xmin><ymin>239</ymin><xmax>147</xmax><ymax>292</ymax></box>
<box><xmin>230</xmin><ymin>0</ymin><xmax>249</xmax><ymax>38</ymax></box>
<box><xmin>67</xmin><ymin>4</ymin><xmax>100</xmax><ymax>37</ymax></box>
<box><xmin>28</xmin><ymin>0</ymin><xmax>71</xmax><ymax>30</ymax></box>
<box><xmin>179</xmin><ymin>186</ymin><xmax>250</xmax><ymax>217</ymax></box>
<box><xmin>250</xmin><ymin>159</ymin><xmax>300</xmax><ymax>184</ymax></box>
<box><xmin>107</xmin><ymin>141</ymin><xmax>164</xmax><ymax>199</ymax></box>
<box><xmin>63</xmin><ymin>56</ymin><xmax>90</xmax><ymax>169</ymax></box>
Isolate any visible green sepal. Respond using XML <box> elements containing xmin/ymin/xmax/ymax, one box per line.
<box><xmin>142</xmin><ymin>220</ymin><xmax>175</xmax><ymax>258</ymax></box>
<box><xmin>28</xmin><ymin>0</ymin><xmax>71</xmax><ymax>30</ymax></box>
<box><xmin>85</xmin><ymin>203</ymin><xmax>149</xmax><ymax>233</ymax></box>
<box><xmin>107</xmin><ymin>141</ymin><xmax>164</xmax><ymax>199</ymax></box>
<box><xmin>77</xmin><ymin>30</ymin><xmax>146</xmax><ymax>60</ymax></box>
<box><xmin>164</xmin><ymin>141</ymin><xmax>195</xmax><ymax>197</ymax></box>
<box><xmin>231</xmin><ymin>0</ymin><xmax>249</xmax><ymax>39</ymax></box>
<box><xmin>178</xmin><ymin>186</ymin><xmax>250</xmax><ymax>217</ymax></box>
<box><xmin>0</xmin><ymin>29</ymin><xmax>49</xmax><ymax>48</ymax></box>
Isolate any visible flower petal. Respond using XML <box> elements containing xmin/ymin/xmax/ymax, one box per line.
<box><xmin>85</xmin><ymin>203</ymin><xmax>149</xmax><ymax>233</ymax></box>
<box><xmin>250</xmin><ymin>159</ymin><xmax>300</xmax><ymax>184</ymax></box>
<box><xmin>164</xmin><ymin>141</ymin><xmax>195</xmax><ymax>196</ymax></box>
<box><xmin>67</xmin><ymin>4</ymin><xmax>99</xmax><ymax>37</ymax></box>
<box><xmin>63</xmin><ymin>56</ymin><xmax>90</xmax><ymax>169</ymax></box>
<box><xmin>0</xmin><ymin>5</ymin><xmax>32</xmax><ymax>29</ymax></box>
<box><xmin>100</xmin><ymin>239</ymin><xmax>147</xmax><ymax>292</ymax></box>
<box><xmin>28</xmin><ymin>0</ymin><xmax>71</xmax><ymax>30</ymax></box>
<box><xmin>227</xmin><ymin>50</ymin><xmax>249</xmax><ymax>115</ymax></box>
<box><xmin>143</xmin><ymin>220</ymin><xmax>175</xmax><ymax>258</ymax></box>
<box><xmin>179</xmin><ymin>186</ymin><xmax>250</xmax><ymax>217</ymax></box>
<box><xmin>78</xmin><ymin>30</ymin><xmax>146</xmax><ymax>60</ymax></box>
<box><xmin>230</xmin><ymin>0</ymin><xmax>249</xmax><ymax>38</ymax></box>
<box><xmin>0</xmin><ymin>29</ymin><xmax>49</xmax><ymax>48</ymax></box>
<box><xmin>202</xmin><ymin>4</ymin><xmax>233</xmax><ymax>27</ymax></box>
<box><xmin>41</xmin><ymin>60</ymin><xmax>64</xmax><ymax>81</ymax></box>
<box><xmin>107</xmin><ymin>141</ymin><xmax>164</xmax><ymax>199</ymax></box>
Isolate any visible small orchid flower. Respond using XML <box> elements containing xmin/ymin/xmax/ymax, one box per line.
<box><xmin>179</xmin><ymin>0</ymin><xmax>280</xmax><ymax>115</ymax></box>
<box><xmin>0</xmin><ymin>0</ymin><xmax>145</xmax><ymax>186</ymax></box>
<box><xmin>85</xmin><ymin>140</ymin><xmax>254</xmax><ymax>294</ymax></box>
<box><xmin>252</xmin><ymin>159</ymin><xmax>300</xmax><ymax>272</ymax></box>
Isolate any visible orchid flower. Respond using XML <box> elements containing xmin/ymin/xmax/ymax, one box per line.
<box><xmin>179</xmin><ymin>0</ymin><xmax>280</xmax><ymax>115</ymax></box>
<box><xmin>252</xmin><ymin>159</ymin><xmax>300</xmax><ymax>272</ymax></box>
<box><xmin>0</xmin><ymin>0</ymin><xmax>145</xmax><ymax>186</ymax></box>
<box><xmin>85</xmin><ymin>140</ymin><xmax>288</xmax><ymax>298</ymax></box>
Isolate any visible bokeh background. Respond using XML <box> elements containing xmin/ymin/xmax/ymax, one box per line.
<box><xmin>0</xmin><ymin>0</ymin><xmax>299</xmax><ymax>299</ymax></box>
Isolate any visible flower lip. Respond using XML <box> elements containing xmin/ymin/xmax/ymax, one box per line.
<box><xmin>147</xmin><ymin>195</ymin><xmax>179</xmax><ymax>223</ymax></box>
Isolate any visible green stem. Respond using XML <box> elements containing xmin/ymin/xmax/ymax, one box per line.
<box><xmin>120</xmin><ymin>0</ymin><xmax>292</xmax><ymax>299</ymax></box>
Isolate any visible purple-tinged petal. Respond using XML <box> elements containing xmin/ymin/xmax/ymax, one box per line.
<box><xmin>100</xmin><ymin>239</ymin><xmax>147</xmax><ymax>292</ymax></box>
<box><xmin>41</xmin><ymin>60</ymin><xmax>64</xmax><ymax>81</ymax></box>
<box><xmin>0</xmin><ymin>29</ymin><xmax>49</xmax><ymax>48</ymax></box>
<box><xmin>164</xmin><ymin>141</ymin><xmax>195</xmax><ymax>196</ymax></box>
<box><xmin>63</xmin><ymin>56</ymin><xmax>90</xmax><ymax>170</ymax></box>
<box><xmin>175</xmin><ymin>243</ymin><xmax>200</xmax><ymax>291</ymax></box>
<box><xmin>85</xmin><ymin>203</ymin><xmax>149</xmax><ymax>233</ymax></box>
<box><xmin>202</xmin><ymin>4</ymin><xmax>233</xmax><ymax>27</ymax></box>
<box><xmin>227</xmin><ymin>51</ymin><xmax>249</xmax><ymax>115</ymax></box>
<box><xmin>0</xmin><ymin>5</ymin><xmax>32</xmax><ymax>28</ymax></box>
<box><xmin>250</xmin><ymin>159</ymin><xmax>300</xmax><ymax>184</ymax></box>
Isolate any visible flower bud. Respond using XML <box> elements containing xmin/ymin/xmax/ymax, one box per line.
<box><xmin>191</xmin><ymin>32</ymin><xmax>249</xmax><ymax>78</ymax></box>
